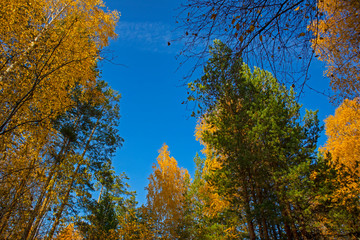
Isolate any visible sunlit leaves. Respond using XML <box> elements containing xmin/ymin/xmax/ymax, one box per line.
<box><xmin>320</xmin><ymin>98</ymin><xmax>360</xmax><ymax>235</ymax></box>
<box><xmin>145</xmin><ymin>144</ymin><xmax>190</xmax><ymax>239</ymax></box>
<box><xmin>324</xmin><ymin>98</ymin><xmax>360</xmax><ymax>174</ymax></box>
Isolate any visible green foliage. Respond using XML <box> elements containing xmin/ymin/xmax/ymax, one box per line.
<box><xmin>189</xmin><ymin>40</ymin><xmax>324</xmax><ymax>239</ymax></box>
<box><xmin>78</xmin><ymin>191</ymin><xmax>119</xmax><ymax>239</ymax></box>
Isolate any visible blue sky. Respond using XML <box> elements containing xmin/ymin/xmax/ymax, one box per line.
<box><xmin>100</xmin><ymin>0</ymin><xmax>336</xmax><ymax>205</ymax></box>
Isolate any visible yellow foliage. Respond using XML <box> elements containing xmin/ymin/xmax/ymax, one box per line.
<box><xmin>145</xmin><ymin>144</ymin><xmax>189</xmax><ymax>239</ymax></box>
<box><xmin>195</xmin><ymin>119</ymin><xmax>230</xmax><ymax>217</ymax></box>
<box><xmin>324</xmin><ymin>98</ymin><xmax>360</xmax><ymax>174</ymax></box>
<box><xmin>323</xmin><ymin>98</ymin><xmax>360</xmax><ymax>210</ymax></box>
<box><xmin>0</xmin><ymin>0</ymin><xmax>118</xmax><ymax>236</ymax></box>
<box><xmin>55</xmin><ymin>224</ymin><xmax>82</xmax><ymax>240</ymax></box>
<box><xmin>0</xmin><ymin>0</ymin><xmax>119</xmax><ymax>136</ymax></box>
<box><xmin>310</xmin><ymin>0</ymin><xmax>360</xmax><ymax>100</ymax></box>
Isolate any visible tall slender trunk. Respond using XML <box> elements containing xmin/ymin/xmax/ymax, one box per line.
<box><xmin>22</xmin><ymin>117</ymin><xmax>80</xmax><ymax>240</ymax></box>
<box><xmin>257</xmin><ymin>185</ymin><xmax>269</xmax><ymax>240</ymax></box>
<box><xmin>46</xmin><ymin>118</ymin><xmax>100</xmax><ymax>240</ymax></box>
<box><xmin>242</xmin><ymin>176</ymin><xmax>256</xmax><ymax>240</ymax></box>
<box><xmin>28</xmin><ymin>191</ymin><xmax>53</xmax><ymax>240</ymax></box>
<box><xmin>286</xmin><ymin>202</ymin><xmax>299</xmax><ymax>240</ymax></box>
<box><xmin>98</xmin><ymin>184</ymin><xmax>104</xmax><ymax>203</ymax></box>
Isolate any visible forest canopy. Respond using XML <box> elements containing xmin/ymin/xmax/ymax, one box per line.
<box><xmin>1</xmin><ymin>0</ymin><xmax>360</xmax><ymax>239</ymax></box>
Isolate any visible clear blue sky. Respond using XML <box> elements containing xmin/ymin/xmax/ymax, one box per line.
<box><xmin>100</xmin><ymin>0</ymin><xmax>336</xmax><ymax>205</ymax></box>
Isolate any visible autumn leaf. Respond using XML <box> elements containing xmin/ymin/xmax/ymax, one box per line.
<box><xmin>298</xmin><ymin>32</ymin><xmax>306</xmax><ymax>37</ymax></box>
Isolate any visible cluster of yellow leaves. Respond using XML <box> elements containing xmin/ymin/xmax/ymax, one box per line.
<box><xmin>324</xmin><ymin>98</ymin><xmax>360</xmax><ymax>175</ymax></box>
<box><xmin>310</xmin><ymin>0</ymin><xmax>360</xmax><ymax>100</ymax></box>
<box><xmin>195</xmin><ymin>119</ymin><xmax>230</xmax><ymax>218</ymax></box>
<box><xmin>55</xmin><ymin>224</ymin><xmax>82</xmax><ymax>240</ymax></box>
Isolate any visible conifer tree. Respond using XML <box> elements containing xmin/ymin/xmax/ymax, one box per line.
<box><xmin>189</xmin><ymin>40</ymin><xmax>322</xmax><ymax>239</ymax></box>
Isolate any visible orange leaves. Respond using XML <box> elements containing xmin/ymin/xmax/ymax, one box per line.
<box><xmin>249</xmin><ymin>25</ymin><xmax>255</xmax><ymax>32</ymax></box>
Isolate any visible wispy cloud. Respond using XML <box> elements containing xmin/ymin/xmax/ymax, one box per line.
<box><xmin>115</xmin><ymin>21</ymin><xmax>181</xmax><ymax>53</ymax></box>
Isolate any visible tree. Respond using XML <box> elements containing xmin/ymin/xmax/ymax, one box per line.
<box><xmin>0</xmin><ymin>81</ymin><xmax>123</xmax><ymax>239</ymax></box>
<box><xmin>186</xmin><ymin>151</ymin><xmax>245</xmax><ymax>239</ymax></box>
<box><xmin>177</xmin><ymin>0</ymin><xmax>319</xmax><ymax>88</ymax></box>
<box><xmin>0</xmin><ymin>0</ymin><xmax>119</xmax><ymax>236</ymax></box>
<box><xmin>321</xmin><ymin>98</ymin><xmax>360</xmax><ymax>237</ymax></box>
<box><xmin>324</xmin><ymin>98</ymin><xmax>360</xmax><ymax>180</ymax></box>
<box><xmin>144</xmin><ymin>144</ymin><xmax>190</xmax><ymax>239</ymax></box>
<box><xmin>0</xmin><ymin>0</ymin><xmax>118</xmax><ymax>136</ymax></box>
<box><xmin>309</xmin><ymin>0</ymin><xmax>360</xmax><ymax>101</ymax></box>
<box><xmin>189</xmin><ymin>40</ymin><xmax>323</xmax><ymax>239</ymax></box>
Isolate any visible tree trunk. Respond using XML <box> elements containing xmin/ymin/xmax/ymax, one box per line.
<box><xmin>46</xmin><ymin>118</ymin><xmax>100</xmax><ymax>240</ymax></box>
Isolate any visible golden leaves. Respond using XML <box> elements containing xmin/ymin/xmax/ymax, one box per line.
<box><xmin>0</xmin><ymin>0</ymin><xmax>119</xmax><ymax>236</ymax></box>
<box><xmin>0</xmin><ymin>0</ymin><xmax>119</xmax><ymax>138</ymax></box>
<box><xmin>323</xmin><ymin>98</ymin><xmax>360</xmax><ymax>208</ymax></box>
<box><xmin>55</xmin><ymin>224</ymin><xmax>82</xmax><ymax>240</ymax></box>
<box><xmin>145</xmin><ymin>144</ymin><xmax>189</xmax><ymax>239</ymax></box>
<box><xmin>324</xmin><ymin>98</ymin><xmax>360</xmax><ymax>174</ymax></box>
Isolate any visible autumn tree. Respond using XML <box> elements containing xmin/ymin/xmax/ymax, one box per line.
<box><xmin>0</xmin><ymin>0</ymin><xmax>119</xmax><ymax>237</ymax></box>
<box><xmin>320</xmin><ymin>98</ymin><xmax>360</xmax><ymax>237</ymax></box>
<box><xmin>144</xmin><ymin>144</ymin><xmax>190</xmax><ymax>239</ymax></box>
<box><xmin>0</xmin><ymin>81</ymin><xmax>123</xmax><ymax>239</ymax></box>
<box><xmin>0</xmin><ymin>0</ymin><xmax>118</xmax><ymax>136</ymax></box>
<box><xmin>116</xmin><ymin>202</ymin><xmax>156</xmax><ymax>240</ymax></box>
<box><xmin>323</xmin><ymin>98</ymin><xmax>360</xmax><ymax>184</ymax></box>
<box><xmin>310</xmin><ymin>0</ymin><xmax>360</xmax><ymax>101</ymax></box>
